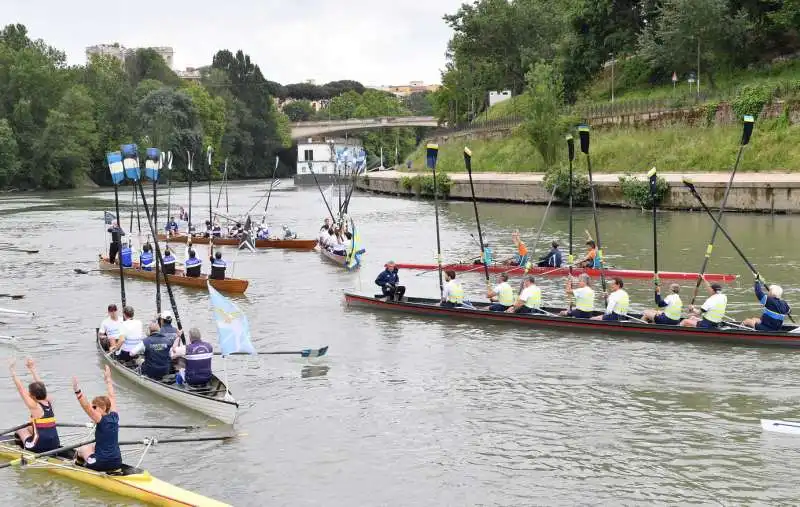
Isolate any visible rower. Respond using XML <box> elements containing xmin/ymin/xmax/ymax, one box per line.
<box><xmin>375</xmin><ymin>261</ymin><xmax>406</xmax><ymax>302</ymax></box>
<box><xmin>140</xmin><ymin>243</ymin><xmax>154</xmax><ymax>271</ymax></box>
<box><xmin>487</xmin><ymin>273</ymin><xmax>515</xmax><ymax>312</ymax></box>
<box><xmin>112</xmin><ymin>306</ymin><xmax>144</xmax><ymax>362</ymax></box>
<box><xmin>440</xmin><ymin>270</ymin><xmax>464</xmax><ymax>308</ymax></box>
<box><xmin>120</xmin><ymin>241</ymin><xmax>133</xmax><ymax>268</ymax></box>
<box><xmin>164</xmin><ymin>217</ymin><xmax>179</xmax><ymax>236</ymax></box>
<box><xmin>172</xmin><ymin>328</ymin><xmax>214</xmax><ymax>387</ymax></box>
<box><xmin>559</xmin><ymin>273</ymin><xmax>595</xmax><ymax>318</ymax></box>
<box><xmin>742</xmin><ymin>277</ymin><xmax>791</xmax><ymax>331</ymax></box>
<box><xmin>9</xmin><ymin>358</ymin><xmax>60</xmax><ymax>453</ymax></box>
<box><xmin>73</xmin><ymin>366</ymin><xmax>122</xmax><ymax>472</ymax></box>
<box><xmin>643</xmin><ymin>283</ymin><xmax>683</xmax><ymax>325</ymax></box>
<box><xmin>178</xmin><ymin>206</ymin><xmax>188</xmax><ymax>222</ymax></box>
<box><xmin>132</xmin><ymin>322</ymin><xmax>172</xmax><ymax>380</ymax></box>
<box><xmin>257</xmin><ymin>225</ymin><xmax>270</xmax><ymax>240</ymax></box>
<box><xmin>537</xmin><ymin>241</ymin><xmax>563</xmax><ymax>268</ymax></box>
<box><xmin>474</xmin><ymin>243</ymin><xmax>493</xmax><ymax>265</ymax></box>
<box><xmin>107</xmin><ymin>220</ymin><xmax>125</xmax><ymax>264</ymax></box>
<box><xmin>212</xmin><ymin>221</ymin><xmax>222</xmax><ymax>238</ymax></box>
<box><xmin>209</xmin><ymin>251</ymin><xmax>226</xmax><ymax>280</ymax></box>
<box><xmin>506</xmin><ymin>276</ymin><xmax>542</xmax><ymax>314</ymax></box>
<box><xmin>184</xmin><ymin>249</ymin><xmax>202</xmax><ymax>277</ymax></box>
<box><xmin>502</xmin><ymin>231</ymin><xmax>529</xmax><ymax>266</ymax></box>
<box><xmin>576</xmin><ymin>240</ymin><xmax>601</xmax><ymax>268</ymax></box>
<box><xmin>98</xmin><ymin>303</ymin><xmax>123</xmax><ymax>351</ymax></box>
<box><xmin>203</xmin><ymin>220</ymin><xmax>212</xmax><ymax>238</ymax></box>
<box><xmin>162</xmin><ymin>248</ymin><xmax>176</xmax><ymax>275</ymax></box>
<box><xmin>158</xmin><ymin>311</ymin><xmax>179</xmax><ymax>343</ymax></box>
<box><xmin>679</xmin><ymin>279</ymin><xmax>727</xmax><ymax>328</ymax></box>
<box><xmin>591</xmin><ymin>277</ymin><xmax>629</xmax><ymax>321</ymax></box>
<box><xmin>282</xmin><ymin>225</ymin><xmax>296</xmax><ymax>239</ymax></box>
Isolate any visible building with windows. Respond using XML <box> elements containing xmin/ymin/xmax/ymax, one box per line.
<box><xmin>294</xmin><ymin>137</ymin><xmax>364</xmax><ymax>185</ymax></box>
<box><xmin>370</xmin><ymin>81</ymin><xmax>440</xmax><ymax>97</ymax></box>
<box><xmin>85</xmin><ymin>44</ymin><xmax>174</xmax><ymax>68</ymax></box>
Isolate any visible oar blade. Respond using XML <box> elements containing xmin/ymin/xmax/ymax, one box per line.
<box><xmin>301</xmin><ymin>346</ymin><xmax>328</xmax><ymax>358</ymax></box>
<box><xmin>761</xmin><ymin>419</ymin><xmax>800</xmax><ymax>435</ymax></box>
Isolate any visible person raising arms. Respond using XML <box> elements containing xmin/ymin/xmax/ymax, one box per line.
<box><xmin>73</xmin><ymin>366</ymin><xmax>122</xmax><ymax>472</ymax></box>
<box><xmin>9</xmin><ymin>358</ymin><xmax>60</xmax><ymax>453</ymax></box>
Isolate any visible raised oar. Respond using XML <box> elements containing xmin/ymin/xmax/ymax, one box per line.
<box><xmin>648</xmin><ymin>167</ymin><xmax>660</xmax><ymax>292</ymax></box>
<box><xmin>118</xmin><ymin>434</ymin><xmax>242</xmax><ymax>446</ymax></box>
<box><xmin>0</xmin><ymin>439</ymin><xmax>95</xmax><ymax>469</ymax></box>
<box><xmin>690</xmin><ymin>115</ymin><xmax>754</xmax><ymax>305</ymax></box>
<box><xmin>566</xmin><ymin>134</ymin><xmax>575</xmax><ymax>310</ymax></box>
<box><xmin>428</xmin><ymin>144</ymin><xmax>445</xmax><ymax>300</ymax></box>
<box><xmin>463</xmin><ymin>147</ymin><xmax>490</xmax><ymax>290</ymax></box>
<box><xmin>528</xmin><ymin>182</ymin><xmax>558</xmax><ymax>262</ymax></box>
<box><xmin>214</xmin><ymin>346</ymin><xmax>328</xmax><ymax>358</ymax></box>
<box><xmin>579</xmin><ymin>125</ymin><xmax>607</xmax><ymax>294</ymax></box>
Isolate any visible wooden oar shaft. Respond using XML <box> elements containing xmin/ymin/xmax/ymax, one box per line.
<box><xmin>463</xmin><ymin>148</ymin><xmax>490</xmax><ymax>286</ymax></box>
<box><xmin>118</xmin><ymin>435</ymin><xmax>236</xmax><ymax>446</ymax></box>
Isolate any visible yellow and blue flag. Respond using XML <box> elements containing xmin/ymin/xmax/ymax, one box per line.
<box><xmin>207</xmin><ymin>282</ymin><xmax>255</xmax><ymax>356</ymax></box>
<box><xmin>346</xmin><ymin>220</ymin><xmax>364</xmax><ymax>270</ymax></box>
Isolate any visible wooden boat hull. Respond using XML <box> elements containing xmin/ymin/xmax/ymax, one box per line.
<box><xmin>0</xmin><ymin>436</ymin><xmax>230</xmax><ymax>506</ymax></box>
<box><xmin>394</xmin><ymin>262</ymin><xmax>737</xmax><ymax>282</ymax></box>
<box><xmin>98</xmin><ymin>257</ymin><xmax>248</xmax><ymax>294</ymax></box>
<box><xmin>158</xmin><ymin>234</ymin><xmax>317</xmax><ymax>250</ymax></box>
<box><xmin>343</xmin><ymin>292</ymin><xmax>800</xmax><ymax>348</ymax></box>
<box><xmin>96</xmin><ymin>335</ymin><xmax>239</xmax><ymax>424</ymax></box>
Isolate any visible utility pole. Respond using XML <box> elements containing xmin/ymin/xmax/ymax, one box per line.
<box><xmin>610</xmin><ymin>52</ymin><xmax>615</xmax><ymax>105</ymax></box>
<box><xmin>697</xmin><ymin>38</ymin><xmax>701</xmax><ymax>97</ymax></box>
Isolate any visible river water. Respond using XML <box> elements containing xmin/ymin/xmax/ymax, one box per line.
<box><xmin>0</xmin><ymin>181</ymin><xmax>798</xmax><ymax>506</ymax></box>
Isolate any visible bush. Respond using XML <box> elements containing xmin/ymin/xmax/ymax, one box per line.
<box><xmin>399</xmin><ymin>175</ymin><xmax>413</xmax><ymax>191</ymax></box>
<box><xmin>702</xmin><ymin>101</ymin><xmax>719</xmax><ymax>126</ymax></box>
<box><xmin>399</xmin><ymin>172</ymin><xmax>451</xmax><ymax>197</ymax></box>
<box><xmin>731</xmin><ymin>85</ymin><xmax>771</xmax><ymax>119</ymax></box>
<box><xmin>619</xmin><ymin>173</ymin><xmax>669</xmax><ymax>209</ymax></box>
<box><xmin>543</xmin><ymin>165</ymin><xmax>589</xmax><ymax>205</ymax></box>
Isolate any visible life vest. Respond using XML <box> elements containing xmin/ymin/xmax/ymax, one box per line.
<box><xmin>184</xmin><ymin>257</ymin><xmax>201</xmax><ymax>277</ymax></box>
<box><xmin>120</xmin><ymin>247</ymin><xmax>132</xmax><ymax>268</ymax></box>
<box><xmin>610</xmin><ymin>289</ymin><xmax>630</xmax><ymax>315</ymax></box>
<box><xmin>162</xmin><ymin>255</ymin><xmax>176</xmax><ymax>275</ymax></box>
<box><xmin>140</xmin><ymin>251</ymin><xmax>154</xmax><ymax>271</ymax></box>
<box><xmin>703</xmin><ymin>293</ymin><xmax>727</xmax><ymax>323</ymax></box>
<box><xmin>574</xmin><ymin>287</ymin><xmax>594</xmax><ymax>312</ymax></box>
<box><xmin>482</xmin><ymin>247</ymin><xmax>493</xmax><ymax>265</ymax></box>
<box><xmin>663</xmin><ymin>294</ymin><xmax>683</xmax><ymax>321</ymax></box>
<box><xmin>30</xmin><ymin>401</ymin><xmax>59</xmax><ymax>449</ymax></box>
<box><xmin>210</xmin><ymin>259</ymin><xmax>226</xmax><ymax>280</ymax></box>
<box><xmin>185</xmin><ymin>341</ymin><xmax>214</xmax><ymax>385</ymax></box>
<box><xmin>496</xmin><ymin>282</ymin><xmax>514</xmax><ymax>306</ymax></box>
<box><xmin>591</xmin><ymin>249</ymin><xmax>603</xmax><ymax>268</ymax></box>
<box><xmin>523</xmin><ymin>286</ymin><xmax>542</xmax><ymax>309</ymax></box>
<box><xmin>447</xmin><ymin>281</ymin><xmax>464</xmax><ymax>304</ymax></box>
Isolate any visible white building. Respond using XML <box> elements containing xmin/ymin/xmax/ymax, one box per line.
<box><xmin>85</xmin><ymin>44</ymin><xmax>175</xmax><ymax>68</ymax></box>
<box><xmin>294</xmin><ymin>137</ymin><xmax>363</xmax><ymax>185</ymax></box>
<box><xmin>489</xmin><ymin>90</ymin><xmax>512</xmax><ymax>107</ymax></box>
<box><xmin>177</xmin><ymin>67</ymin><xmax>202</xmax><ymax>81</ymax></box>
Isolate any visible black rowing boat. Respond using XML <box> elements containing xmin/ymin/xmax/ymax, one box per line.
<box><xmin>343</xmin><ymin>292</ymin><xmax>800</xmax><ymax>348</ymax></box>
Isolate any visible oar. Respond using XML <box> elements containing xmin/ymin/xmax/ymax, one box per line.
<box><xmin>0</xmin><ymin>308</ymin><xmax>31</xmax><ymax>316</ymax></box>
<box><xmin>579</xmin><ymin>125</ymin><xmax>607</xmax><ymax>295</ymax></box>
<box><xmin>528</xmin><ymin>182</ymin><xmax>559</xmax><ymax>261</ymax></box>
<box><xmin>464</xmin><ymin>147</ymin><xmax>491</xmax><ymax>291</ymax></box>
<box><xmin>648</xmin><ymin>167</ymin><xmax>660</xmax><ymax>293</ymax></box>
<box><xmin>0</xmin><ymin>422</ymin><xmax>34</xmax><ymax>437</ymax></box>
<box><xmin>118</xmin><ymin>434</ymin><xmax>243</xmax><ymax>446</ymax></box>
<box><xmin>429</xmin><ymin>144</ymin><xmax>445</xmax><ymax>300</ymax></box>
<box><xmin>564</xmin><ymin>134</ymin><xmax>576</xmax><ymax>309</ymax></box>
<box><xmin>0</xmin><ymin>294</ymin><xmax>24</xmax><ymax>300</ymax></box>
<box><xmin>214</xmin><ymin>346</ymin><xmax>328</xmax><ymax>358</ymax></box>
<box><xmin>57</xmin><ymin>422</ymin><xmax>213</xmax><ymax>430</ymax></box>
<box><xmin>74</xmin><ymin>268</ymin><xmax>101</xmax><ymax>275</ymax></box>
<box><xmin>690</xmin><ymin>115</ymin><xmax>754</xmax><ymax>305</ymax></box>
<box><xmin>0</xmin><ymin>439</ymin><xmax>96</xmax><ymax>469</ymax></box>
<box><xmin>0</xmin><ymin>248</ymin><xmax>39</xmax><ymax>254</ymax></box>
<box><xmin>722</xmin><ymin>316</ymin><xmax>756</xmax><ymax>331</ymax></box>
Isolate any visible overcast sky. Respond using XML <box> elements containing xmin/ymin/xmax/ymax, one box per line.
<box><xmin>5</xmin><ymin>0</ymin><xmax>464</xmax><ymax>86</ymax></box>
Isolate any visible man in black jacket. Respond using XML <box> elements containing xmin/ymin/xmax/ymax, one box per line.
<box><xmin>107</xmin><ymin>221</ymin><xmax>125</xmax><ymax>264</ymax></box>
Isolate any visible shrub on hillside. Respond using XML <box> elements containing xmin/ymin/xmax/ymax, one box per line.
<box><xmin>543</xmin><ymin>165</ymin><xmax>589</xmax><ymax>205</ymax></box>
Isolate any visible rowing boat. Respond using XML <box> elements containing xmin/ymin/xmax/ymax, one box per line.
<box><xmin>319</xmin><ymin>247</ymin><xmax>348</xmax><ymax>267</ymax></box>
<box><xmin>0</xmin><ymin>435</ymin><xmax>230</xmax><ymax>506</ymax></box>
<box><xmin>157</xmin><ymin>233</ymin><xmax>317</xmax><ymax>250</ymax></box>
<box><xmin>96</xmin><ymin>334</ymin><xmax>239</xmax><ymax>424</ymax></box>
<box><xmin>98</xmin><ymin>257</ymin><xmax>249</xmax><ymax>294</ymax></box>
<box><xmin>343</xmin><ymin>292</ymin><xmax>800</xmax><ymax>348</ymax></box>
<box><xmin>394</xmin><ymin>262</ymin><xmax>737</xmax><ymax>282</ymax></box>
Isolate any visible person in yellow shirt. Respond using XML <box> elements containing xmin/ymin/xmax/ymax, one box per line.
<box><xmin>487</xmin><ymin>273</ymin><xmax>515</xmax><ymax>312</ymax></box>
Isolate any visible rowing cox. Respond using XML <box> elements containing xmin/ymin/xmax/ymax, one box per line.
<box><xmin>761</xmin><ymin>419</ymin><xmax>800</xmax><ymax>435</ymax></box>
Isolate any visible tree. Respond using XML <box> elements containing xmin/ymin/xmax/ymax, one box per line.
<box><xmin>286</xmin><ymin>82</ymin><xmax>327</xmax><ymax>100</ymax></box>
<box><xmin>405</xmin><ymin>91</ymin><xmax>434</xmax><ymax>116</ymax></box>
<box><xmin>0</xmin><ymin>119</ymin><xmax>20</xmax><ymax>187</ymax></box>
<box><xmin>282</xmin><ymin>100</ymin><xmax>315</xmax><ymax>121</ymax></box>
<box><xmin>125</xmin><ymin>48</ymin><xmax>180</xmax><ymax>87</ymax></box>
<box><xmin>322</xmin><ymin>80</ymin><xmax>365</xmax><ymax>96</ymax></box>
<box><xmin>184</xmin><ymin>82</ymin><xmax>227</xmax><ymax>166</ymax></box>
<box><xmin>523</xmin><ymin>62</ymin><xmax>566</xmax><ymax>169</ymax></box>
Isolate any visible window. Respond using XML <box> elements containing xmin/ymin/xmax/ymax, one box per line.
<box><xmin>304</xmin><ymin>149</ymin><xmax>314</xmax><ymax>161</ymax></box>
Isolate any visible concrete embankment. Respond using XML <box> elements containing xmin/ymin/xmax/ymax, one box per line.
<box><xmin>357</xmin><ymin>170</ymin><xmax>800</xmax><ymax>213</ymax></box>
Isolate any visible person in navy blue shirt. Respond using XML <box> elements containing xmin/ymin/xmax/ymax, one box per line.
<box><xmin>375</xmin><ymin>261</ymin><xmax>405</xmax><ymax>301</ymax></box>
<box><xmin>73</xmin><ymin>366</ymin><xmax>122</xmax><ymax>472</ymax></box>
<box><xmin>743</xmin><ymin>277</ymin><xmax>791</xmax><ymax>331</ymax></box>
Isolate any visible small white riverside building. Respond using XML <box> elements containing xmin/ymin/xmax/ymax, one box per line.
<box><xmin>294</xmin><ymin>137</ymin><xmax>363</xmax><ymax>185</ymax></box>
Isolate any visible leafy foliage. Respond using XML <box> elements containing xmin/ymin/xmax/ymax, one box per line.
<box><xmin>731</xmin><ymin>85</ymin><xmax>772</xmax><ymax>118</ymax></box>
<box><xmin>618</xmin><ymin>173</ymin><xmax>669</xmax><ymax>208</ymax></box>
<box><xmin>399</xmin><ymin>173</ymin><xmax>452</xmax><ymax>197</ymax></box>
<box><xmin>523</xmin><ymin>62</ymin><xmax>568</xmax><ymax>169</ymax></box>
<box><xmin>282</xmin><ymin>100</ymin><xmax>315</xmax><ymax>122</ymax></box>
<box><xmin>543</xmin><ymin>165</ymin><xmax>590</xmax><ymax>205</ymax></box>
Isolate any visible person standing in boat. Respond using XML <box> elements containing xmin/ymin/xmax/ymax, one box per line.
<box><xmin>161</xmin><ymin>248</ymin><xmax>177</xmax><ymax>275</ymax></box>
<box><xmin>441</xmin><ymin>270</ymin><xmax>464</xmax><ymax>308</ymax></box>
<box><xmin>164</xmin><ymin>217</ymin><xmax>179</xmax><ymax>236</ymax></box>
<box><xmin>487</xmin><ymin>273</ymin><xmax>515</xmax><ymax>312</ymax></box>
<box><xmin>209</xmin><ymin>251</ymin><xmax>226</xmax><ymax>280</ymax></box>
<box><xmin>98</xmin><ymin>303</ymin><xmax>123</xmax><ymax>351</ymax></box>
<box><xmin>375</xmin><ymin>261</ymin><xmax>406</xmax><ymax>301</ymax></box>
<box><xmin>560</xmin><ymin>274</ymin><xmax>595</xmax><ymax>318</ymax></box>
<box><xmin>680</xmin><ymin>279</ymin><xmax>727</xmax><ymax>328</ymax></box>
<box><xmin>537</xmin><ymin>241</ymin><xmax>563</xmax><ymax>268</ymax></box>
<box><xmin>9</xmin><ymin>358</ymin><xmax>60</xmax><ymax>453</ymax></box>
<box><xmin>184</xmin><ymin>249</ymin><xmax>202</xmax><ymax>277</ymax></box>
<box><xmin>643</xmin><ymin>284</ymin><xmax>683</xmax><ymax>325</ymax></box>
<box><xmin>107</xmin><ymin>220</ymin><xmax>125</xmax><ymax>264</ymax></box>
<box><xmin>576</xmin><ymin>240</ymin><xmax>601</xmax><ymax>268</ymax></box>
<box><xmin>132</xmin><ymin>322</ymin><xmax>172</xmax><ymax>380</ymax></box>
<box><xmin>112</xmin><ymin>306</ymin><xmax>144</xmax><ymax>362</ymax></box>
<box><xmin>742</xmin><ymin>277</ymin><xmax>790</xmax><ymax>331</ymax></box>
<box><xmin>140</xmin><ymin>243</ymin><xmax>154</xmax><ymax>271</ymax></box>
<box><xmin>591</xmin><ymin>277</ymin><xmax>629</xmax><ymax>321</ymax></box>
<box><xmin>506</xmin><ymin>276</ymin><xmax>542</xmax><ymax>314</ymax></box>
<box><xmin>73</xmin><ymin>366</ymin><xmax>122</xmax><ymax>472</ymax></box>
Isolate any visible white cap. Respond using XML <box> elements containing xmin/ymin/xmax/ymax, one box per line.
<box><xmin>160</xmin><ymin>310</ymin><xmax>173</xmax><ymax>321</ymax></box>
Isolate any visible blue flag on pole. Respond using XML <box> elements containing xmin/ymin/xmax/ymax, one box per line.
<box><xmin>144</xmin><ymin>147</ymin><xmax>160</xmax><ymax>181</ymax></box>
<box><xmin>120</xmin><ymin>144</ymin><xmax>140</xmax><ymax>181</ymax></box>
<box><xmin>106</xmin><ymin>152</ymin><xmax>124</xmax><ymax>185</ymax></box>
<box><xmin>207</xmin><ymin>282</ymin><xmax>255</xmax><ymax>355</ymax></box>
<box><xmin>104</xmin><ymin>211</ymin><xmax>115</xmax><ymax>224</ymax></box>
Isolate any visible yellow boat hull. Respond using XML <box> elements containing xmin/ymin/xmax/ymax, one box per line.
<box><xmin>0</xmin><ymin>439</ymin><xmax>230</xmax><ymax>506</ymax></box>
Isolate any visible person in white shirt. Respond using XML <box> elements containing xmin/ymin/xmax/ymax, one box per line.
<box><xmin>487</xmin><ymin>273</ymin><xmax>515</xmax><ymax>312</ymax></box>
<box><xmin>680</xmin><ymin>280</ymin><xmax>727</xmax><ymax>328</ymax></box>
<box><xmin>441</xmin><ymin>270</ymin><xmax>464</xmax><ymax>308</ymax></box>
<box><xmin>506</xmin><ymin>276</ymin><xmax>542</xmax><ymax>314</ymax></box>
<box><xmin>560</xmin><ymin>273</ymin><xmax>595</xmax><ymax>318</ymax></box>
<box><xmin>592</xmin><ymin>277</ymin><xmax>630</xmax><ymax>321</ymax></box>
<box><xmin>111</xmin><ymin>306</ymin><xmax>144</xmax><ymax>362</ymax></box>
<box><xmin>98</xmin><ymin>303</ymin><xmax>123</xmax><ymax>351</ymax></box>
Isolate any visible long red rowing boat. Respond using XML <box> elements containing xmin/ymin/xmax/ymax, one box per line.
<box><xmin>394</xmin><ymin>263</ymin><xmax>737</xmax><ymax>282</ymax></box>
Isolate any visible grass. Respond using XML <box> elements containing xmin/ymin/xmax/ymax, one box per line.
<box><xmin>409</xmin><ymin>119</ymin><xmax>800</xmax><ymax>173</ymax></box>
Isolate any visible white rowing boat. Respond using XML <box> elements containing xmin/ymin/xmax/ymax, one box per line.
<box><xmin>761</xmin><ymin>419</ymin><xmax>800</xmax><ymax>435</ymax></box>
<box><xmin>95</xmin><ymin>334</ymin><xmax>238</xmax><ymax>424</ymax></box>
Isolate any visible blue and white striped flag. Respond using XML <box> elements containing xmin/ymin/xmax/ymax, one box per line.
<box><xmin>144</xmin><ymin>147</ymin><xmax>160</xmax><ymax>181</ymax></box>
<box><xmin>121</xmin><ymin>144</ymin><xmax>140</xmax><ymax>181</ymax></box>
<box><xmin>106</xmin><ymin>151</ymin><xmax>124</xmax><ymax>184</ymax></box>
<box><xmin>104</xmin><ymin>211</ymin><xmax>115</xmax><ymax>224</ymax></box>
<box><xmin>207</xmin><ymin>282</ymin><xmax>255</xmax><ymax>355</ymax></box>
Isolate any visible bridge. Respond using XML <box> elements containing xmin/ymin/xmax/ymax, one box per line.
<box><xmin>290</xmin><ymin>116</ymin><xmax>438</xmax><ymax>139</ymax></box>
